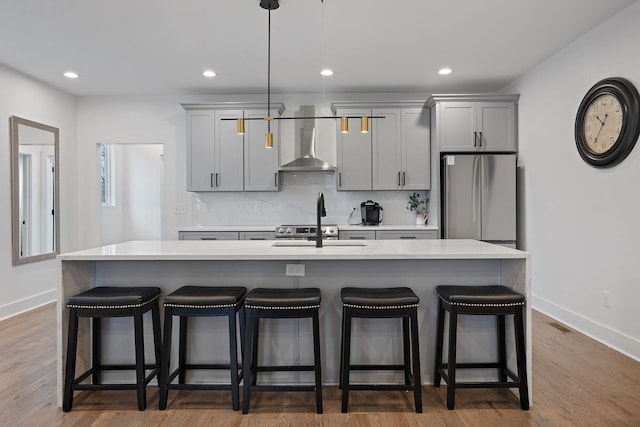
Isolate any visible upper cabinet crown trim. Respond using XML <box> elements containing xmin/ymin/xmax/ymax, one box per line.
<box><xmin>425</xmin><ymin>94</ymin><xmax>520</xmax><ymax>108</ymax></box>
<box><xmin>181</xmin><ymin>102</ymin><xmax>285</xmax><ymax>114</ymax></box>
<box><xmin>331</xmin><ymin>100</ymin><xmax>426</xmax><ymax>114</ymax></box>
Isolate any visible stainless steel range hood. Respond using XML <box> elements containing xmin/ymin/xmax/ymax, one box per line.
<box><xmin>279</xmin><ymin>105</ymin><xmax>336</xmax><ymax>172</ymax></box>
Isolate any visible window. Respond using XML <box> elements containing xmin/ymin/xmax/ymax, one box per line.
<box><xmin>99</xmin><ymin>144</ymin><xmax>115</xmax><ymax>206</ymax></box>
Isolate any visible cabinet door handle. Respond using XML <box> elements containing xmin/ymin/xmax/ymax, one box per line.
<box><xmin>339</xmin><ymin>172</ymin><xmax>342</xmax><ymax>187</ymax></box>
<box><xmin>274</xmin><ymin>172</ymin><xmax>278</xmax><ymax>187</ymax></box>
<box><xmin>249</xmin><ymin>237</ymin><xmax>266</xmax><ymax>240</ymax></box>
<box><xmin>215</xmin><ymin>173</ymin><xmax>219</xmax><ymax>187</ymax></box>
<box><xmin>400</xmin><ymin>236</ymin><xmax>416</xmax><ymax>239</ymax></box>
<box><xmin>350</xmin><ymin>236</ymin><xmax>366</xmax><ymax>240</ymax></box>
<box><xmin>478</xmin><ymin>131</ymin><xmax>483</xmax><ymax>147</ymax></box>
<box><xmin>210</xmin><ymin>173</ymin><xmax>214</xmax><ymax>188</ymax></box>
<box><xmin>402</xmin><ymin>171</ymin><xmax>406</xmax><ymax>186</ymax></box>
<box><xmin>201</xmin><ymin>237</ymin><xmax>218</xmax><ymax>240</ymax></box>
<box><xmin>473</xmin><ymin>131</ymin><xmax>478</xmax><ymax>147</ymax></box>
<box><xmin>398</xmin><ymin>172</ymin><xmax>401</xmax><ymax>186</ymax></box>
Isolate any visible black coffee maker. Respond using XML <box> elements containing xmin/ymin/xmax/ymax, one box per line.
<box><xmin>361</xmin><ymin>200</ymin><xmax>383</xmax><ymax>225</ymax></box>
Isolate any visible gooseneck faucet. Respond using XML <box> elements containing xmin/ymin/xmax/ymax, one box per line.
<box><xmin>316</xmin><ymin>192</ymin><xmax>326</xmax><ymax>248</ymax></box>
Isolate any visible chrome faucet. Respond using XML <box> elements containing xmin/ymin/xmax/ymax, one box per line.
<box><xmin>316</xmin><ymin>192</ymin><xmax>326</xmax><ymax>248</ymax></box>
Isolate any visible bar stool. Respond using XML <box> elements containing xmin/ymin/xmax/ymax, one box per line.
<box><xmin>340</xmin><ymin>287</ymin><xmax>422</xmax><ymax>413</ymax></box>
<box><xmin>63</xmin><ymin>286</ymin><xmax>162</xmax><ymax>412</ymax></box>
<box><xmin>158</xmin><ymin>285</ymin><xmax>246</xmax><ymax>410</ymax></box>
<box><xmin>433</xmin><ymin>285</ymin><xmax>529</xmax><ymax>410</ymax></box>
<box><xmin>242</xmin><ymin>287</ymin><xmax>322</xmax><ymax>414</ymax></box>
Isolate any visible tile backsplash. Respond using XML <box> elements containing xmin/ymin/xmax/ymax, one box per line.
<box><xmin>190</xmin><ymin>171</ymin><xmax>430</xmax><ymax>226</ymax></box>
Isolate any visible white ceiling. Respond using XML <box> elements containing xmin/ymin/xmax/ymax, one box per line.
<box><xmin>0</xmin><ymin>0</ymin><xmax>635</xmax><ymax>96</ymax></box>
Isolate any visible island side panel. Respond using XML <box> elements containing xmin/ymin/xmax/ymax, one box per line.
<box><xmin>501</xmin><ymin>256</ymin><xmax>532</xmax><ymax>405</ymax></box>
<box><xmin>57</xmin><ymin>260</ymin><xmax>95</xmax><ymax>407</ymax></box>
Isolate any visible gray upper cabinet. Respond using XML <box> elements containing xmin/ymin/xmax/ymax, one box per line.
<box><xmin>244</xmin><ymin>109</ymin><xmax>280</xmax><ymax>191</ymax></box>
<box><xmin>333</xmin><ymin>102</ymin><xmax>430</xmax><ymax>191</ymax></box>
<box><xmin>429</xmin><ymin>95</ymin><xmax>519</xmax><ymax>153</ymax></box>
<box><xmin>335</xmin><ymin>107</ymin><xmax>373</xmax><ymax>190</ymax></box>
<box><xmin>183</xmin><ymin>103</ymin><xmax>284</xmax><ymax>192</ymax></box>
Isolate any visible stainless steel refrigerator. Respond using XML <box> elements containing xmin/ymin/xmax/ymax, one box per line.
<box><xmin>441</xmin><ymin>154</ymin><xmax>516</xmax><ymax>248</ymax></box>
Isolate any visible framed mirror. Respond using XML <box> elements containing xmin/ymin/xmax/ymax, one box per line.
<box><xmin>10</xmin><ymin>116</ymin><xmax>60</xmax><ymax>265</ymax></box>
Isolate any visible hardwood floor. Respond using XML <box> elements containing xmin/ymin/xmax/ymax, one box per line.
<box><xmin>1</xmin><ymin>303</ymin><xmax>639</xmax><ymax>426</ymax></box>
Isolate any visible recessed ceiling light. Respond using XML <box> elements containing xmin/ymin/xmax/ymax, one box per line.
<box><xmin>438</xmin><ymin>68</ymin><xmax>453</xmax><ymax>75</ymax></box>
<box><xmin>320</xmin><ymin>69</ymin><xmax>334</xmax><ymax>77</ymax></box>
<box><xmin>203</xmin><ymin>70</ymin><xmax>216</xmax><ymax>78</ymax></box>
<box><xmin>64</xmin><ymin>71</ymin><xmax>79</xmax><ymax>79</ymax></box>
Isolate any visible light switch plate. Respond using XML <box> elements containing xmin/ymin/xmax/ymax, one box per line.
<box><xmin>286</xmin><ymin>264</ymin><xmax>305</xmax><ymax>276</ymax></box>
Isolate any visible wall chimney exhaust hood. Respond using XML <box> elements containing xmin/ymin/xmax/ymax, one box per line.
<box><xmin>279</xmin><ymin>105</ymin><xmax>336</xmax><ymax>172</ymax></box>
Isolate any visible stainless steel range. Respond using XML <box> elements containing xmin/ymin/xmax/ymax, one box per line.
<box><xmin>275</xmin><ymin>225</ymin><xmax>338</xmax><ymax>240</ymax></box>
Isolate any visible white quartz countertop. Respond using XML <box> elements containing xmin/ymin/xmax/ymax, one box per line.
<box><xmin>59</xmin><ymin>239</ymin><xmax>527</xmax><ymax>261</ymax></box>
<box><xmin>177</xmin><ymin>224</ymin><xmax>438</xmax><ymax>232</ymax></box>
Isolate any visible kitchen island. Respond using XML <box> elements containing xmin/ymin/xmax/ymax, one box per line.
<box><xmin>57</xmin><ymin>239</ymin><xmax>531</xmax><ymax>406</ymax></box>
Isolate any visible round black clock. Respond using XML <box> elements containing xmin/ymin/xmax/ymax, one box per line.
<box><xmin>575</xmin><ymin>77</ymin><xmax>640</xmax><ymax>168</ymax></box>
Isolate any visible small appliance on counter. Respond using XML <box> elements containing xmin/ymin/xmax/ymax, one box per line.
<box><xmin>360</xmin><ymin>200</ymin><xmax>383</xmax><ymax>225</ymax></box>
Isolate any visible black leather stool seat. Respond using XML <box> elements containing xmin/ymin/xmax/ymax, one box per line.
<box><xmin>437</xmin><ymin>285</ymin><xmax>525</xmax><ymax>307</ymax></box>
<box><xmin>67</xmin><ymin>286</ymin><xmax>161</xmax><ymax>308</ymax></box>
<box><xmin>63</xmin><ymin>286</ymin><xmax>162</xmax><ymax>412</ymax></box>
<box><xmin>341</xmin><ymin>287</ymin><xmax>419</xmax><ymax>309</ymax></box>
<box><xmin>244</xmin><ymin>287</ymin><xmax>321</xmax><ymax>309</ymax></box>
<box><xmin>163</xmin><ymin>286</ymin><xmax>246</xmax><ymax>307</ymax></box>
<box><xmin>434</xmin><ymin>285</ymin><xmax>529</xmax><ymax>411</ymax></box>
<box><xmin>340</xmin><ymin>286</ymin><xmax>422</xmax><ymax>413</ymax></box>
<box><xmin>242</xmin><ymin>287</ymin><xmax>323</xmax><ymax>414</ymax></box>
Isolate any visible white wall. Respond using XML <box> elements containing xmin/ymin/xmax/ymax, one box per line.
<box><xmin>504</xmin><ymin>1</ymin><xmax>640</xmax><ymax>360</ymax></box>
<box><xmin>0</xmin><ymin>64</ymin><xmax>77</xmax><ymax>319</ymax></box>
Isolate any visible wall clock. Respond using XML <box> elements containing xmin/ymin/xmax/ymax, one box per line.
<box><xmin>574</xmin><ymin>77</ymin><xmax>640</xmax><ymax>168</ymax></box>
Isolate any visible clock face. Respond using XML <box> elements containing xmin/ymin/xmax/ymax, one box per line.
<box><xmin>582</xmin><ymin>94</ymin><xmax>623</xmax><ymax>155</ymax></box>
<box><xmin>575</xmin><ymin>77</ymin><xmax>640</xmax><ymax>168</ymax></box>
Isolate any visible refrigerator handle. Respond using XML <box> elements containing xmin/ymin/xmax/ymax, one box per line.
<box><xmin>472</xmin><ymin>156</ymin><xmax>480</xmax><ymax>225</ymax></box>
<box><xmin>443</xmin><ymin>157</ymin><xmax>450</xmax><ymax>238</ymax></box>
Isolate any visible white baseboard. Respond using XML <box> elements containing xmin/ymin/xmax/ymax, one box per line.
<box><xmin>0</xmin><ymin>290</ymin><xmax>56</xmax><ymax>321</ymax></box>
<box><xmin>533</xmin><ymin>294</ymin><xmax>640</xmax><ymax>362</ymax></box>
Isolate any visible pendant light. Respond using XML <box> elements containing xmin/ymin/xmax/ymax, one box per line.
<box><xmin>223</xmin><ymin>0</ymin><xmax>383</xmax><ymax>146</ymax></box>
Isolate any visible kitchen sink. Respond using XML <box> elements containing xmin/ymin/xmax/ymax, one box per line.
<box><xmin>271</xmin><ymin>241</ymin><xmax>367</xmax><ymax>247</ymax></box>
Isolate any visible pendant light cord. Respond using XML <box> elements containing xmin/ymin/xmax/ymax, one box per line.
<box><xmin>267</xmin><ymin>8</ymin><xmax>271</xmax><ymax>134</ymax></box>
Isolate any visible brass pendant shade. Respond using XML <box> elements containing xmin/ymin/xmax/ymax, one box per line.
<box><xmin>265</xmin><ymin>132</ymin><xmax>273</xmax><ymax>148</ymax></box>
<box><xmin>341</xmin><ymin>117</ymin><xmax>349</xmax><ymax>133</ymax></box>
<box><xmin>361</xmin><ymin>116</ymin><xmax>369</xmax><ymax>133</ymax></box>
<box><xmin>237</xmin><ymin>117</ymin><xmax>245</xmax><ymax>135</ymax></box>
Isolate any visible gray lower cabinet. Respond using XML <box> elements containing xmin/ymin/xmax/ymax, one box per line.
<box><xmin>239</xmin><ymin>231</ymin><xmax>276</xmax><ymax>240</ymax></box>
<box><xmin>339</xmin><ymin>229</ymin><xmax>438</xmax><ymax>240</ymax></box>
<box><xmin>338</xmin><ymin>230</ymin><xmax>376</xmax><ymax>240</ymax></box>
<box><xmin>333</xmin><ymin>102</ymin><xmax>430</xmax><ymax>191</ymax></box>
<box><xmin>179</xmin><ymin>231</ymin><xmax>239</xmax><ymax>240</ymax></box>
<box><xmin>182</xmin><ymin>103</ymin><xmax>284</xmax><ymax>192</ymax></box>
<box><xmin>427</xmin><ymin>95</ymin><xmax>519</xmax><ymax>153</ymax></box>
<box><xmin>376</xmin><ymin>230</ymin><xmax>438</xmax><ymax>240</ymax></box>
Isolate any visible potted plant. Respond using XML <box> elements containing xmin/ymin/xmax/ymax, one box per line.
<box><xmin>407</xmin><ymin>192</ymin><xmax>429</xmax><ymax>225</ymax></box>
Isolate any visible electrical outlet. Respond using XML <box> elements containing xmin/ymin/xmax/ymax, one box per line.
<box><xmin>286</xmin><ymin>264</ymin><xmax>305</xmax><ymax>277</ymax></box>
<box><xmin>602</xmin><ymin>290</ymin><xmax>611</xmax><ymax>309</ymax></box>
<box><xmin>174</xmin><ymin>205</ymin><xmax>186</xmax><ymax>214</ymax></box>
<box><xmin>254</xmin><ymin>203</ymin><xmax>262</xmax><ymax>213</ymax></box>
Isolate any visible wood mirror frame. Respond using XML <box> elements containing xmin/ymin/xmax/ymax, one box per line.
<box><xmin>10</xmin><ymin>116</ymin><xmax>60</xmax><ymax>265</ymax></box>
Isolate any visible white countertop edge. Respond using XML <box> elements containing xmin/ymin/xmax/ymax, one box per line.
<box><xmin>177</xmin><ymin>224</ymin><xmax>439</xmax><ymax>232</ymax></box>
<box><xmin>58</xmin><ymin>239</ymin><xmax>528</xmax><ymax>261</ymax></box>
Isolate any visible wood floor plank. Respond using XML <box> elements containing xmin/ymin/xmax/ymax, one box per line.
<box><xmin>1</xmin><ymin>303</ymin><xmax>639</xmax><ymax>426</ymax></box>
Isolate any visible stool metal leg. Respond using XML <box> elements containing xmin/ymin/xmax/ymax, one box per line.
<box><xmin>446</xmin><ymin>309</ymin><xmax>458</xmax><ymax>410</ymax></box>
<box><xmin>338</xmin><ymin>306</ymin><xmax>345</xmax><ymax>390</ymax></box>
<box><xmin>402</xmin><ymin>316</ymin><xmax>411</xmax><ymax>386</ymax></box>
<box><xmin>433</xmin><ymin>297</ymin><xmax>445</xmax><ymax>387</ymax></box>
<box><xmin>250</xmin><ymin>317</ymin><xmax>260</xmax><ymax>386</ymax></box>
<box><xmin>515</xmin><ymin>308</ymin><xmax>530</xmax><ymax>410</ymax></box>
<box><xmin>497</xmin><ymin>314</ymin><xmax>507</xmax><ymax>383</ymax></box>
<box><xmin>410</xmin><ymin>309</ymin><xmax>423</xmax><ymax>413</ymax></box>
<box><xmin>242</xmin><ymin>308</ymin><xmax>255</xmax><ymax>415</ymax></box>
<box><xmin>340</xmin><ymin>307</ymin><xmax>352</xmax><ymax>413</ymax></box>
<box><xmin>159</xmin><ymin>307</ymin><xmax>173</xmax><ymax>410</ymax></box>
<box><xmin>152</xmin><ymin>301</ymin><xmax>162</xmax><ymax>379</ymax></box>
<box><xmin>228</xmin><ymin>309</ymin><xmax>240</xmax><ymax>411</ymax></box>
<box><xmin>63</xmin><ymin>308</ymin><xmax>79</xmax><ymax>412</ymax></box>
<box><xmin>134</xmin><ymin>309</ymin><xmax>146</xmax><ymax>411</ymax></box>
<box><xmin>178</xmin><ymin>316</ymin><xmax>188</xmax><ymax>384</ymax></box>
<box><xmin>92</xmin><ymin>317</ymin><xmax>102</xmax><ymax>385</ymax></box>
<box><xmin>312</xmin><ymin>309</ymin><xmax>323</xmax><ymax>414</ymax></box>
